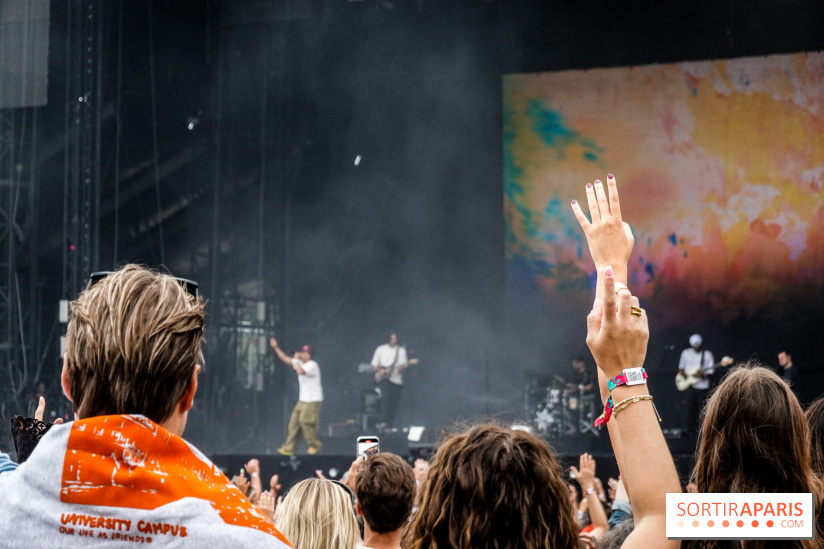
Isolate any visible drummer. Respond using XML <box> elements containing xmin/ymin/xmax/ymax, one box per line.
<box><xmin>566</xmin><ymin>355</ymin><xmax>595</xmax><ymax>394</ymax></box>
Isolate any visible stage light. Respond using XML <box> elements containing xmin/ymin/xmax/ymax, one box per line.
<box><xmin>510</xmin><ymin>423</ymin><xmax>533</xmax><ymax>433</ymax></box>
<box><xmin>328</xmin><ymin>468</ymin><xmax>339</xmax><ymax>478</ymax></box>
<box><xmin>354</xmin><ymin>155</ymin><xmax>361</xmax><ymax>166</ymax></box>
<box><xmin>187</xmin><ymin>116</ymin><xmax>200</xmax><ymax>130</ymax></box>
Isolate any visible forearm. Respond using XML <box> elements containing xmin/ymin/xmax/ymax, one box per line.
<box><xmin>274</xmin><ymin>346</ymin><xmax>292</xmax><ymax>365</ymax></box>
<box><xmin>610</xmin><ymin>383</ymin><xmax>680</xmax><ymax>523</ymax></box>
<box><xmin>584</xmin><ymin>489</ymin><xmax>609</xmax><ymax>535</ymax></box>
<box><xmin>249</xmin><ymin>476</ymin><xmax>262</xmax><ymax>503</ymax></box>
<box><xmin>598</xmin><ymin>369</ymin><xmax>629</xmax><ymax>495</ymax></box>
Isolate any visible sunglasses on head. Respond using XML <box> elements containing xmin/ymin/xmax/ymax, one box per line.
<box><xmin>329</xmin><ymin>479</ymin><xmax>355</xmax><ymax>506</ymax></box>
<box><xmin>87</xmin><ymin>271</ymin><xmax>200</xmax><ymax>299</ymax></box>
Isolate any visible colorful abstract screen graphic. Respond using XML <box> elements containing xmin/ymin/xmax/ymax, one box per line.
<box><xmin>504</xmin><ymin>52</ymin><xmax>824</xmax><ymax>326</ymax></box>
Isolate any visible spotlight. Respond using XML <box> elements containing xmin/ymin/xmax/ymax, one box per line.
<box><xmin>187</xmin><ymin>116</ymin><xmax>200</xmax><ymax>131</ymax></box>
<box><xmin>354</xmin><ymin>155</ymin><xmax>361</xmax><ymax>166</ymax></box>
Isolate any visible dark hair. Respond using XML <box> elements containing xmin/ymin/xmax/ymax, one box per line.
<box><xmin>355</xmin><ymin>453</ymin><xmax>416</xmax><ymax>534</ymax></box>
<box><xmin>691</xmin><ymin>364</ymin><xmax>823</xmax><ymax>548</ymax></box>
<box><xmin>66</xmin><ymin>265</ymin><xmax>204</xmax><ymax>423</ymax></box>
<box><xmin>404</xmin><ymin>423</ymin><xmax>578</xmax><ymax>549</ymax></box>
<box><xmin>806</xmin><ymin>397</ymin><xmax>824</xmax><ymax>479</ymax></box>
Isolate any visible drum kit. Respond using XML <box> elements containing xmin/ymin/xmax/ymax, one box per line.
<box><xmin>525</xmin><ymin>375</ymin><xmax>600</xmax><ymax>437</ymax></box>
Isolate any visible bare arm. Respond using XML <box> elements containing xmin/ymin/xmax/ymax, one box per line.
<box><xmin>572</xmin><ymin>453</ymin><xmax>609</xmax><ymax>538</ymax></box>
<box><xmin>245</xmin><ymin>459</ymin><xmax>262</xmax><ymax>504</ymax></box>
<box><xmin>572</xmin><ymin>175</ymin><xmax>680</xmax><ymax>548</ymax></box>
<box><xmin>269</xmin><ymin>338</ymin><xmax>294</xmax><ymax>366</ymax></box>
<box><xmin>573</xmin><ymin>178</ymin><xmax>633</xmax><ymax>493</ymax></box>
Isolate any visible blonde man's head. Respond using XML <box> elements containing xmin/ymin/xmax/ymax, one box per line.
<box><xmin>277</xmin><ymin>478</ymin><xmax>361</xmax><ymax>549</ymax></box>
<box><xmin>65</xmin><ymin>265</ymin><xmax>204</xmax><ymax>424</ymax></box>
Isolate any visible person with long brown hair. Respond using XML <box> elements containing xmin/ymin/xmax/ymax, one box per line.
<box><xmin>689</xmin><ymin>365</ymin><xmax>824</xmax><ymax>549</ymax></box>
<box><xmin>403</xmin><ymin>423</ymin><xmax>580</xmax><ymax>549</ymax></box>
<box><xmin>806</xmin><ymin>396</ymin><xmax>824</xmax><ymax>479</ymax></box>
<box><xmin>806</xmin><ymin>396</ymin><xmax>824</xmax><ymax>540</ymax></box>
<box><xmin>688</xmin><ymin>362</ymin><xmax>824</xmax><ymax>548</ymax></box>
<box><xmin>404</xmin><ymin>175</ymin><xmax>680</xmax><ymax>549</ymax></box>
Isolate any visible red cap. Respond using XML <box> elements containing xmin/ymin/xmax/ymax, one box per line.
<box><xmin>299</xmin><ymin>344</ymin><xmax>313</xmax><ymax>357</ymax></box>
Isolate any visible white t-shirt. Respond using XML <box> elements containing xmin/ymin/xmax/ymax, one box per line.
<box><xmin>679</xmin><ymin>347</ymin><xmax>715</xmax><ymax>390</ymax></box>
<box><xmin>294</xmin><ymin>358</ymin><xmax>323</xmax><ymax>402</ymax></box>
<box><xmin>371</xmin><ymin>344</ymin><xmax>408</xmax><ymax>385</ymax></box>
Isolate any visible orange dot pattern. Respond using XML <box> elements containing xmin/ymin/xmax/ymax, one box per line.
<box><xmin>679</xmin><ymin>518</ymin><xmax>785</xmax><ymax>529</ymax></box>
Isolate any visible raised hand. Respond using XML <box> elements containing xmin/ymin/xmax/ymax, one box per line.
<box><xmin>269</xmin><ymin>474</ymin><xmax>282</xmax><ymax>496</ymax></box>
<box><xmin>570</xmin><ymin>453</ymin><xmax>596</xmax><ymax>490</ymax></box>
<box><xmin>585</xmin><ymin>267</ymin><xmax>648</xmax><ymax>380</ymax></box>
<box><xmin>272</xmin><ymin>495</ymin><xmax>284</xmax><ymax>522</ymax></box>
<box><xmin>255</xmin><ymin>490</ymin><xmax>276</xmax><ymax>522</ymax></box>
<box><xmin>34</xmin><ymin>396</ymin><xmax>64</xmax><ymax>425</ymax></box>
<box><xmin>233</xmin><ymin>470</ymin><xmax>250</xmax><ymax>497</ymax></box>
<box><xmin>570</xmin><ymin>175</ymin><xmax>634</xmax><ymax>277</ymax></box>
<box><xmin>593</xmin><ymin>476</ymin><xmax>607</xmax><ymax>502</ymax></box>
<box><xmin>244</xmin><ymin>458</ymin><xmax>260</xmax><ymax>476</ymax></box>
<box><xmin>269</xmin><ymin>337</ymin><xmax>279</xmax><ymax>349</ymax></box>
<box><xmin>344</xmin><ymin>456</ymin><xmax>364</xmax><ymax>492</ymax></box>
<box><xmin>413</xmin><ymin>458</ymin><xmax>430</xmax><ymax>484</ymax></box>
<box><xmin>607</xmin><ymin>477</ymin><xmax>618</xmax><ymax>502</ymax></box>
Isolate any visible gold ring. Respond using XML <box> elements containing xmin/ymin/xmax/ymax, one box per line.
<box><xmin>630</xmin><ymin>306</ymin><xmax>642</xmax><ymax>317</ymax></box>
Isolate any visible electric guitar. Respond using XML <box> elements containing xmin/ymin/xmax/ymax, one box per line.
<box><xmin>374</xmin><ymin>358</ymin><xmax>419</xmax><ymax>383</ymax></box>
<box><xmin>675</xmin><ymin>356</ymin><xmax>734</xmax><ymax>391</ymax></box>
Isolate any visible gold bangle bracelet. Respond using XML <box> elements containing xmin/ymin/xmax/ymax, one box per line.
<box><xmin>612</xmin><ymin>395</ymin><xmax>662</xmax><ymax>422</ymax></box>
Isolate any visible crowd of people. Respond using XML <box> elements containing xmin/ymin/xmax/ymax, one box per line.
<box><xmin>0</xmin><ymin>176</ymin><xmax>822</xmax><ymax>547</ymax></box>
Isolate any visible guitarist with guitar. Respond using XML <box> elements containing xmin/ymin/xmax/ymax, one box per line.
<box><xmin>371</xmin><ymin>332</ymin><xmax>415</xmax><ymax>432</ymax></box>
<box><xmin>677</xmin><ymin>334</ymin><xmax>732</xmax><ymax>436</ymax></box>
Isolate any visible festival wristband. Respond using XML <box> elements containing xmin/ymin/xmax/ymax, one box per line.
<box><xmin>594</xmin><ymin>368</ymin><xmax>647</xmax><ymax>428</ymax></box>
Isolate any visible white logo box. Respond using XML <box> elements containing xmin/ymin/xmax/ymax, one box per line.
<box><xmin>666</xmin><ymin>493</ymin><xmax>814</xmax><ymax>540</ymax></box>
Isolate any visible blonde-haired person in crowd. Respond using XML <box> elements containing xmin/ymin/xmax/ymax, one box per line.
<box><xmin>687</xmin><ymin>365</ymin><xmax>824</xmax><ymax>549</ymax></box>
<box><xmin>277</xmin><ymin>478</ymin><xmax>362</xmax><ymax>549</ymax></box>
<box><xmin>0</xmin><ymin>265</ymin><xmax>291</xmax><ymax>548</ymax></box>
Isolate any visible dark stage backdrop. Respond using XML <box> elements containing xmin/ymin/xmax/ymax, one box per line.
<box><xmin>7</xmin><ymin>0</ymin><xmax>824</xmax><ymax>457</ymax></box>
<box><xmin>191</xmin><ymin>0</ymin><xmax>824</xmax><ymax>448</ymax></box>
<box><xmin>258</xmin><ymin>0</ymin><xmax>824</xmax><ymax>442</ymax></box>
